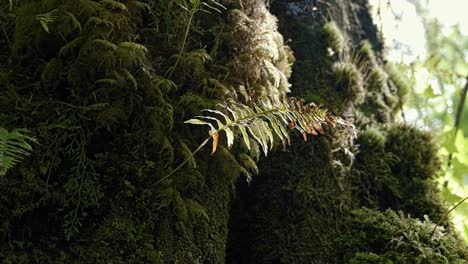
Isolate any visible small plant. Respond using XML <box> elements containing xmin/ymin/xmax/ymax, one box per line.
<box><xmin>0</xmin><ymin>127</ymin><xmax>36</xmax><ymax>176</ymax></box>
<box><xmin>166</xmin><ymin>0</ymin><xmax>225</xmax><ymax>78</ymax></box>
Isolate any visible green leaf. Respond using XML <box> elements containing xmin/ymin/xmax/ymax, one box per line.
<box><xmin>224</xmin><ymin>127</ymin><xmax>234</xmax><ymax>149</ymax></box>
<box><xmin>236</xmin><ymin>124</ymin><xmax>251</xmax><ymax>150</ymax></box>
<box><xmin>0</xmin><ymin>128</ymin><xmax>36</xmax><ymax>176</ymax></box>
<box><xmin>184</xmin><ymin>119</ymin><xmax>209</xmax><ymax>125</ymax></box>
<box><xmin>423</xmin><ymin>84</ymin><xmax>437</xmax><ymax>98</ymax></box>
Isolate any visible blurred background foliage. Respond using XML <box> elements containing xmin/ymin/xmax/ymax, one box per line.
<box><xmin>371</xmin><ymin>0</ymin><xmax>468</xmax><ymax>239</ymax></box>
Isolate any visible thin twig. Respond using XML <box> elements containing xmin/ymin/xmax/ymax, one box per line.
<box><xmin>430</xmin><ymin>196</ymin><xmax>468</xmax><ymax>238</ymax></box>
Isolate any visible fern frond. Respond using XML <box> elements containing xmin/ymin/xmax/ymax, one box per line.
<box><xmin>185</xmin><ymin>96</ymin><xmax>354</xmax><ymax>156</ymax></box>
<box><xmin>90</xmin><ymin>39</ymin><xmax>118</xmax><ymax>52</ymax></box>
<box><xmin>0</xmin><ymin>127</ymin><xmax>37</xmax><ymax>176</ymax></box>
<box><xmin>83</xmin><ymin>16</ymin><xmax>114</xmax><ymax>29</ymax></box>
<box><xmin>36</xmin><ymin>9</ymin><xmax>60</xmax><ymax>33</ymax></box>
<box><xmin>59</xmin><ymin>36</ymin><xmax>86</xmax><ymax>58</ymax></box>
<box><xmin>100</xmin><ymin>0</ymin><xmax>127</xmax><ymax>11</ymax></box>
<box><xmin>117</xmin><ymin>41</ymin><xmax>148</xmax><ymax>68</ymax></box>
<box><xmin>127</xmin><ymin>1</ymin><xmax>151</xmax><ymax>12</ymax></box>
<box><xmin>64</xmin><ymin>11</ymin><xmax>82</xmax><ymax>33</ymax></box>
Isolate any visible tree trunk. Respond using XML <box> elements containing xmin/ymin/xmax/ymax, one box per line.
<box><xmin>0</xmin><ymin>0</ymin><xmax>466</xmax><ymax>263</ymax></box>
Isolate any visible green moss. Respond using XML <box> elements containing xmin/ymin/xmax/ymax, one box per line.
<box><xmin>0</xmin><ymin>0</ymin><xmax>295</xmax><ymax>262</ymax></box>
<box><xmin>332</xmin><ymin>61</ymin><xmax>365</xmax><ymax>105</ymax></box>
<box><xmin>360</xmin><ymin>92</ymin><xmax>393</xmax><ymax>123</ymax></box>
<box><xmin>349</xmin><ymin>252</ymin><xmax>391</xmax><ymax>264</ymax></box>
<box><xmin>352</xmin><ymin>127</ymin><xmax>400</xmax><ymax>209</ymax></box>
<box><xmin>384</xmin><ymin>125</ymin><xmax>447</xmax><ymax>223</ymax></box>
<box><xmin>367</xmin><ymin>67</ymin><xmax>388</xmax><ymax>92</ymax></box>
<box><xmin>352</xmin><ymin>124</ymin><xmax>447</xmax><ymax>224</ymax></box>
<box><xmin>324</xmin><ymin>21</ymin><xmax>345</xmax><ymax>53</ymax></box>
<box><xmin>358</xmin><ymin>40</ymin><xmax>377</xmax><ymax>65</ymax></box>
<box><xmin>228</xmin><ymin>135</ymin><xmax>349</xmax><ymax>263</ymax></box>
<box><xmin>385</xmin><ymin>62</ymin><xmax>410</xmax><ymax>106</ymax></box>
<box><xmin>342</xmin><ymin>208</ymin><xmax>468</xmax><ymax>263</ymax></box>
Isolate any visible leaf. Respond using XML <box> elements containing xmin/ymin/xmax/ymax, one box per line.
<box><xmin>236</xmin><ymin>124</ymin><xmax>251</xmax><ymax>150</ymax></box>
<box><xmin>184</xmin><ymin>119</ymin><xmax>209</xmax><ymax>125</ymax></box>
<box><xmin>224</xmin><ymin>127</ymin><xmax>234</xmax><ymax>149</ymax></box>
<box><xmin>185</xmin><ymin>95</ymin><xmax>351</xmax><ymax>157</ymax></box>
<box><xmin>211</xmin><ymin>132</ymin><xmax>219</xmax><ymax>155</ymax></box>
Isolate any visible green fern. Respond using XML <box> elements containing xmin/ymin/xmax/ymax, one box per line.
<box><xmin>156</xmin><ymin>96</ymin><xmax>354</xmax><ymax>186</ymax></box>
<box><xmin>0</xmin><ymin>127</ymin><xmax>36</xmax><ymax>176</ymax></box>
<box><xmin>186</xmin><ymin>96</ymin><xmax>354</xmax><ymax>156</ymax></box>
<box><xmin>36</xmin><ymin>9</ymin><xmax>59</xmax><ymax>33</ymax></box>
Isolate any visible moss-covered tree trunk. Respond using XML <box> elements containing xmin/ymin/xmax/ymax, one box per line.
<box><xmin>0</xmin><ymin>0</ymin><xmax>467</xmax><ymax>263</ymax></box>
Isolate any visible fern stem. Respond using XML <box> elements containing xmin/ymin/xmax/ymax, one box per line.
<box><xmin>166</xmin><ymin>3</ymin><xmax>198</xmax><ymax>79</ymax></box>
<box><xmin>154</xmin><ymin>136</ymin><xmax>211</xmax><ymax>186</ymax></box>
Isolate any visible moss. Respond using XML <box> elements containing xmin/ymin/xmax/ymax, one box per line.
<box><xmin>352</xmin><ymin>124</ymin><xmax>448</xmax><ymax>224</ymax></box>
<box><xmin>384</xmin><ymin>124</ymin><xmax>447</xmax><ymax>223</ymax></box>
<box><xmin>358</xmin><ymin>40</ymin><xmax>377</xmax><ymax>65</ymax></box>
<box><xmin>367</xmin><ymin>67</ymin><xmax>388</xmax><ymax>92</ymax></box>
<box><xmin>351</xmin><ymin>127</ymin><xmax>401</xmax><ymax>209</ymax></box>
<box><xmin>228</xmin><ymin>134</ymin><xmax>351</xmax><ymax>263</ymax></box>
<box><xmin>360</xmin><ymin>92</ymin><xmax>393</xmax><ymax>123</ymax></box>
<box><xmin>385</xmin><ymin>62</ymin><xmax>410</xmax><ymax>107</ymax></box>
<box><xmin>342</xmin><ymin>208</ymin><xmax>468</xmax><ymax>263</ymax></box>
<box><xmin>324</xmin><ymin>21</ymin><xmax>345</xmax><ymax>54</ymax></box>
<box><xmin>349</xmin><ymin>252</ymin><xmax>391</xmax><ymax>264</ymax></box>
<box><xmin>332</xmin><ymin>61</ymin><xmax>365</xmax><ymax>105</ymax></box>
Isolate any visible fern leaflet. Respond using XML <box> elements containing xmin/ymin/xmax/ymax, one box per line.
<box><xmin>0</xmin><ymin>127</ymin><xmax>37</xmax><ymax>176</ymax></box>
